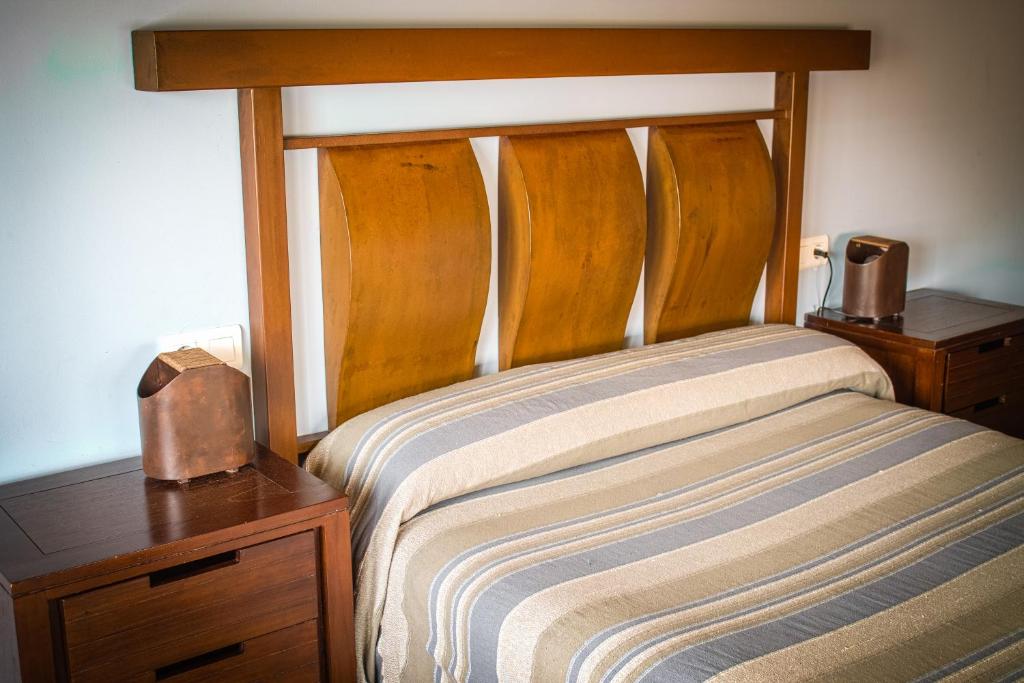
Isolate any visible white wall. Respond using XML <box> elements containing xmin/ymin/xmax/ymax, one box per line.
<box><xmin>1</xmin><ymin>0</ymin><xmax>1022</xmax><ymax>483</ymax></box>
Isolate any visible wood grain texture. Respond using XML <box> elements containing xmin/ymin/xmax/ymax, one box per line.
<box><xmin>320</xmin><ymin>509</ymin><xmax>356</xmax><ymax>682</ymax></box>
<box><xmin>284</xmin><ymin>110</ymin><xmax>782</xmax><ymax>150</ymax></box>
<box><xmin>238</xmin><ymin>87</ymin><xmax>298</xmax><ymax>462</ymax></box>
<box><xmin>156</xmin><ymin>620</ymin><xmax>320</xmax><ymax>683</ymax></box>
<box><xmin>498</xmin><ymin>130</ymin><xmax>645</xmax><ymax>369</ymax></box>
<box><xmin>319</xmin><ymin>141</ymin><xmax>490</xmax><ymax>428</ymax></box>
<box><xmin>62</xmin><ymin>533</ymin><xmax>318</xmax><ymax>682</ymax></box>
<box><xmin>804</xmin><ymin>290</ymin><xmax>1024</xmax><ymax>350</ymax></box>
<box><xmin>0</xmin><ymin>590</ymin><xmax>16</xmax><ymax>681</ymax></box>
<box><xmin>298</xmin><ymin>431</ymin><xmax>329</xmax><ymax>457</ymax></box>
<box><xmin>132</xmin><ymin>29</ymin><xmax>871</xmax><ymax>92</ymax></box>
<box><xmin>0</xmin><ymin>449</ymin><xmax>345</xmax><ymax>596</ymax></box>
<box><xmin>764</xmin><ymin>71</ymin><xmax>809</xmax><ymax>324</ymax></box>
<box><xmin>645</xmin><ymin>122</ymin><xmax>775</xmax><ymax>343</ymax></box>
<box><xmin>0</xmin><ymin>451</ymin><xmax>353</xmax><ymax>683</ymax></box>
<box><xmin>9</xmin><ymin>593</ymin><xmax>54</xmax><ymax>681</ymax></box>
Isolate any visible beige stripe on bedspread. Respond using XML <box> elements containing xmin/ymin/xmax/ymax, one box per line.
<box><xmin>379</xmin><ymin>392</ymin><xmax>1023</xmax><ymax>682</ymax></box>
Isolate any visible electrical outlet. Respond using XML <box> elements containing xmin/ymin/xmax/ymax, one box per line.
<box><xmin>158</xmin><ymin>324</ymin><xmax>245</xmax><ymax>370</ymax></box>
<box><xmin>799</xmin><ymin>235</ymin><xmax>830</xmax><ymax>270</ymax></box>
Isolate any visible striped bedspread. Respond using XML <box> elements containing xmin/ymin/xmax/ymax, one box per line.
<box><xmin>306</xmin><ymin>325</ymin><xmax>1024</xmax><ymax>682</ymax></box>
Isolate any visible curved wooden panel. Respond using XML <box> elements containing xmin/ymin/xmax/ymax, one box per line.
<box><xmin>645</xmin><ymin>122</ymin><xmax>775</xmax><ymax>343</ymax></box>
<box><xmin>318</xmin><ymin>140</ymin><xmax>490</xmax><ymax>427</ymax></box>
<box><xmin>498</xmin><ymin>130</ymin><xmax>645</xmax><ymax>369</ymax></box>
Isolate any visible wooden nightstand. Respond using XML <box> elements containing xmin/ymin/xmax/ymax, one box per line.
<box><xmin>0</xmin><ymin>447</ymin><xmax>355</xmax><ymax>682</ymax></box>
<box><xmin>805</xmin><ymin>288</ymin><xmax>1024</xmax><ymax>438</ymax></box>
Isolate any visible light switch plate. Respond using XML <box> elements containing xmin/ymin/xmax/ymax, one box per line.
<box><xmin>799</xmin><ymin>235</ymin><xmax>830</xmax><ymax>270</ymax></box>
<box><xmin>158</xmin><ymin>324</ymin><xmax>245</xmax><ymax>370</ymax></box>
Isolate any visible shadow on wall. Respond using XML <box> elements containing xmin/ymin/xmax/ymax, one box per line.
<box><xmin>826</xmin><ymin>232</ymin><xmax>855</xmax><ymax>310</ymax></box>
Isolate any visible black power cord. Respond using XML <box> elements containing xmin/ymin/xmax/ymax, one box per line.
<box><xmin>814</xmin><ymin>248</ymin><xmax>832</xmax><ymax>314</ymax></box>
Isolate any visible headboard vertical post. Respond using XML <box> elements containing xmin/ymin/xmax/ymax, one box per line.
<box><xmin>765</xmin><ymin>71</ymin><xmax>809</xmax><ymax>324</ymax></box>
<box><xmin>237</xmin><ymin>87</ymin><xmax>298</xmax><ymax>462</ymax></box>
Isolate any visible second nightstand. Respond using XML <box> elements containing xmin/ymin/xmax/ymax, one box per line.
<box><xmin>806</xmin><ymin>288</ymin><xmax>1024</xmax><ymax>438</ymax></box>
<box><xmin>0</xmin><ymin>447</ymin><xmax>354</xmax><ymax>682</ymax></box>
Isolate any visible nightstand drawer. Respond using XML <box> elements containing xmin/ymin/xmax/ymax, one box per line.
<box><xmin>949</xmin><ymin>389</ymin><xmax>1024</xmax><ymax>436</ymax></box>
<box><xmin>946</xmin><ymin>333</ymin><xmax>1020</xmax><ymax>374</ymax></box>
<box><xmin>155</xmin><ymin>619</ymin><xmax>320</xmax><ymax>683</ymax></box>
<box><xmin>61</xmin><ymin>531</ymin><xmax>320</xmax><ymax>682</ymax></box>
<box><xmin>944</xmin><ymin>336</ymin><xmax>1024</xmax><ymax>413</ymax></box>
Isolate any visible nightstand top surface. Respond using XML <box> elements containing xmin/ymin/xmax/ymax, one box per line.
<box><xmin>806</xmin><ymin>288</ymin><xmax>1024</xmax><ymax>348</ymax></box>
<box><xmin>0</xmin><ymin>450</ymin><xmax>346</xmax><ymax>597</ymax></box>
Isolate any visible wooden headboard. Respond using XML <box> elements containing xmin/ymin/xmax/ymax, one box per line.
<box><xmin>132</xmin><ymin>28</ymin><xmax>871</xmax><ymax>462</ymax></box>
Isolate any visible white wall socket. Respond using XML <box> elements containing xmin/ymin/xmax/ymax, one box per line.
<box><xmin>157</xmin><ymin>324</ymin><xmax>245</xmax><ymax>370</ymax></box>
<box><xmin>799</xmin><ymin>235</ymin><xmax>830</xmax><ymax>270</ymax></box>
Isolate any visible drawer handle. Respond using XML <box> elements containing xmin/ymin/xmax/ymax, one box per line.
<box><xmin>978</xmin><ymin>338</ymin><xmax>1010</xmax><ymax>353</ymax></box>
<box><xmin>155</xmin><ymin>642</ymin><xmax>245</xmax><ymax>680</ymax></box>
<box><xmin>149</xmin><ymin>550</ymin><xmax>239</xmax><ymax>587</ymax></box>
<box><xmin>973</xmin><ymin>395</ymin><xmax>1007</xmax><ymax>413</ymax></box>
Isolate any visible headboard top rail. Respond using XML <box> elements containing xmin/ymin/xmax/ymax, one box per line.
<box><xmin>132</xmin><ymin>28</ymin><xmax>870</xmax><ymax>92</ymax></box>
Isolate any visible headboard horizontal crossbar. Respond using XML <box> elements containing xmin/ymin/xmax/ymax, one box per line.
<box><xmin>283</xmin><ymin>109</ymin><xmax>782</xmax><ymax>150</ymax></box>
<box><xmin>133</xmin><ymin>28</ymin><xmax>869</xmax><ymax>92</ymax></box>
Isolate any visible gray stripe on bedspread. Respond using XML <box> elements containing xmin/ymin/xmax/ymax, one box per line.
<box><xmin>457</xmin><ymin>419</ymin><xmax>983</xmax><ymax>682</ymax></box>
<box><xmin>640</xmin><ymin>511</ymin><xmax>1024</xmax><ymax>682</ymax></box>
<box><xmin>913</xmin><ymin>628</ymin><xmax>1024</xmax><ymax>683</ymax></box>
<box><xmin>579</xmin><ymin>474</ymin><xmax>1024</xmax><ymax>683</ymax></box>
<box><xmin>352</xmin><ymin>333</ymin><xmax>846</xmax><ymax>564</ymax></box>
<box><xmin>430</xmin><ymin>398</ymin><xmax>913</xmax><ymax>658</ymax></box>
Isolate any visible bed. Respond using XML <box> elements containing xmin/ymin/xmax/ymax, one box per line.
<box><xmin>131</xmin><ymin>26</ymin><xmax>1024</xmax><ymax>682</ymax></box>
<box><xmin>307</xmin><ymin>325</ymin><xmax>1024</xmax><ymax>682</ymax></box>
